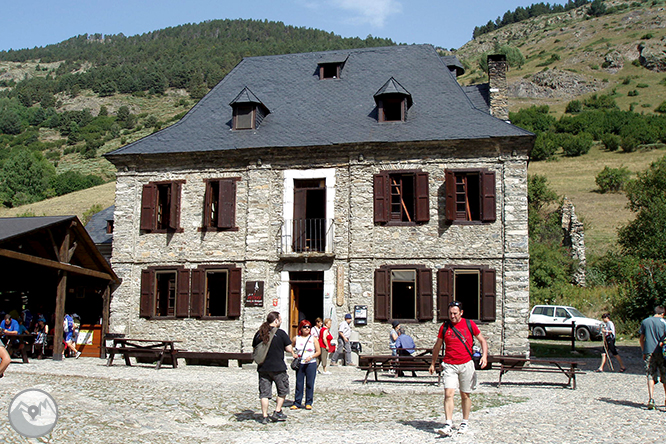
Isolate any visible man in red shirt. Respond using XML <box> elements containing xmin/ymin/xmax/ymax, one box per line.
<box><xmin>429</xmin><ymin>301</ymin><xmax>488</xmax><ymax>436</ymax></box>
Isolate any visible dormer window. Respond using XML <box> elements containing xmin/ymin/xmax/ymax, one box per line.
<box><xmin>374</xmin><ymin>77</ymin><xmax>413</xmax><ymax>123</ymax></box>
<box><xmin>319</xmin><ymin>63</ymin><xmax>341</xmax><ymax>79</ymax></box>
<box><xmin>229</xmin><ymin>87</ymin><xmax>269</xmax><ymax>131</ymax></box>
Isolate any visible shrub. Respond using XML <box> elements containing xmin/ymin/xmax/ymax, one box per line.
<box><xmin>50</xmin><ymin>171</ymin><xmax>105</xmax><ymax>196</ymax></box>
<box><xmin>628</xmin><ymin>90</ymin><xmax>639</xmax><ymax>96</ymax></box>
<box><xmin>655</xmin><ymin>101</ymin><xmax>666</xmax><ymax>114</ymax></box>
<box><xmin>601</xmin><ymin>133</ymin><xmax>621</xmax><ymax>151</ymax></box>
<box><xmin>530</xmin><ymin>132</ymin><xmax>558</xmax><ymax>161</ymax></box>
<box><xmin>596</xmin><ymin>166</ymin><xmax>631</xmax><ymax>193</ymax></box>
<box><xmin>565</xmin><ymin>100</ymin><xmax>582</xmax><ymax>114</ymax></box>
<box><xmin>561</xmin><ymin>133</ymin><xmax>593</xmax><ymax>157</ymax></box>
<box><xmin>621</xmin><ymin>135</ymin><xmax>638</xmax><ymax>152</ymax></box>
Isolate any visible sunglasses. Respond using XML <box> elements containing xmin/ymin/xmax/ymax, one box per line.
<box><xmin>302</xmin><ymin>326</ymin><xmax>311</xmax><ymax>329</ymax></box>
<box><xmin>448</xmin><ymin>301</ymin><xmax>462</xmax><ymax>307</ymax></box>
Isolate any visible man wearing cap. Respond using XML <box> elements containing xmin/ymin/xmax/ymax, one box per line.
<box><xmin>429</xmin><ymin>301</ymin><xmax>488</xmax><ymax>437</ymax></box>
<box><xmin>330</xmin><ymin>314</ymin><xmax>353</xmax><ymax>366</ymax></box>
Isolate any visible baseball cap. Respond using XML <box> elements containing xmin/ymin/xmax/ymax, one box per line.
<box><xmin>344</xmin><ymin>313</ymin><xmax>352</xmax><ymax>319</ymax></box>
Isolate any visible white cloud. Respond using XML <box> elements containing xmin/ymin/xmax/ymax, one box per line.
<box><xmin>307</xmin><ymin>0</ymin><xmax>403</xmax><ymax>28</ymax></box>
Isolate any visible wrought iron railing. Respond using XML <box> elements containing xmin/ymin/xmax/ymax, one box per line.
<box><xmin>278</xmin><ymin>218</ymin><xmax>334</xmax><ymax>255</ymax></box>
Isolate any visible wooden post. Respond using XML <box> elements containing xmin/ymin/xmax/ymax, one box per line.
<box><xmin>52</xmin><ymin>226</ymin><xmax>72</xmax><ymax>361</ymax></box>
<box><xmin>101</xmin><ymin>285</ymin><xmax>111</xmax><ymax>358</ymax></box>
<box><xmin>571</xmin><ymin>321</ymin><xmax>576</xmax><ymax>352</ymax></box>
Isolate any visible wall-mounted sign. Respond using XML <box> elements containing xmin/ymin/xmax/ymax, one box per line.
<box><xmin>245</xmin><ymin>281</ymin><xmax>264</xmax><ymax>307</ymax></box>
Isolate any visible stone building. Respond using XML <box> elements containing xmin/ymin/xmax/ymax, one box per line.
<box><xmin>105</xmin><ymin>45</ymin><xmax>534</xmax><ymax>356</ymax></box>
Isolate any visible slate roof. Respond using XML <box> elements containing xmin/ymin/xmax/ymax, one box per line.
<box><xmin>0</xmin><ymin>216</ymin><xmax>75</xmax><ymax>243</ymax></box>
<box><xmin>463</xmin><ymin>84</ymin><xmax>491</xmax><ymax>115</ymax></box>
<box><xmin>106</xmin><ymin>44</ymin><xmax>531</xmax><ymax>159</ymax></box>
<box><xmin>85</xmin><ymin>205</ymin><xmax>115</xmax><ymax>245</ymax></box>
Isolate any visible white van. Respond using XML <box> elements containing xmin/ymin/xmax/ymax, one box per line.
<box><xmin>528</xmin><ymin>305</ymin><xmax>603</xmax><ymax>341</ymax></box>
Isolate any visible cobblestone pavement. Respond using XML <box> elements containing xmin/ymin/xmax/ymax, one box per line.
<box><xmin>0</xmin><ymin>344</ymin><xmax>662</xmax><ymax>443</ymax></box>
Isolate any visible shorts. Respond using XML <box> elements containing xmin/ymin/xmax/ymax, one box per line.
<box><xmin>644</xmin><ymin>353</ymin><xmax>666</xmax><ymax>384</ymax></box>
<box><xmin>258</xmin><ymin>371</ymin><xmax>289</xmax><ymax>399</ymax></box>
<box><xmin>604</xmin><ymin>335</ymin><xmax>619</xmax><ymax>356</ymax></box>
<box><xmin>442</xmin><ymin>360</ymin><xmax>477</xmax><ymax>393</ymax></box>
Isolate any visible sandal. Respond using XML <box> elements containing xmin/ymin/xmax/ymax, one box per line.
<box><xmin>594</xmin><ymin>369</ymin><xmax>603</xmax><ymax>372</ymax></box>
<box><xmin>620</xmin><ymin>367</ymin><xmax>626</xmax><ymax>373</ymax></box>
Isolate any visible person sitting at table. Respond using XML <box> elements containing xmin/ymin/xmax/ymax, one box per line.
<box><xmin>33</xmin><ymin>320</ymin><xmax>49</xmax><ymax>359</ymax></box>
<box><xmin>395</xmin><ymin>326</ymin><xmax>418</xmax><ymax>377</ymax></box>
<box><xmin>1</xmin><ymin>314</ymin><xmax>20</xmax><ymax>356</ymax></box>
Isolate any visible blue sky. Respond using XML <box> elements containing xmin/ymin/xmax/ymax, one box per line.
<box><xmin>1</xmin><ymin>0</ymin><xmax>542</xmax><ymax>52</ymax></box>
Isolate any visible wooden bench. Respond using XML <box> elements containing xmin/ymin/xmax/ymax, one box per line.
<box><xmin>176</xmin><ymin>351</ymin><xmax>253</xmax><ymax>367</ymax></box>
<box><xmin>359</xmin><ymin>352</ymin><xmax>441</xmax><ymax>384</ymax></box>
<box><xmin>490</xmin><ymin>355</ymin><xmax>585</xmax><ymax>389</ymax></box>
<box><xmin>106</xmin><ymin>338</ymin><xmax>181</xmax><ymax>370</ymax></box>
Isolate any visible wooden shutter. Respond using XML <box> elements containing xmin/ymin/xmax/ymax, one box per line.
<box><xmin>414</xmin><ymin>172</ymin><xmax>430</xmax><ymax>223</ymax></box>
<box><xmin>140</xmin><ymin>269</ymin><xmax>155</xmax><ymax>318</ymax></box>
<box><xmin>292</xmin><ymin>188</ymin><xmax>307</xmax><ymax>252</ymax></box>
<box><xmin>481</xmin><ymin>170</ymin><xmax>496</xmax><ymax>222</ymax></box>
<box><xmin>437</xmin><ymin>268</ymin><xmax>453</xmax><ymax>321</ymax></box>
<box><xmin>374</xmin><ymin>268</ymin><xmax>390</xmax><ymax>321</ymax></box>
<box><xmin>481</xmin><ymin>268</ymin><xmax>497</xmax><ymax>321</ymax></box>
<box><xmin>373</xmin><ymin>173</ymin><xmax>389</xmax><ymax>223</ymax></box>
<box><xmin>169</xmin><ymin>182</ymin><xmax>182</xmax><ymax>230</ymax></box>
<box><xmin>140</xmin><ymin>184</ymin><xmax>157</xmax><ymax>231</ymax></box>
<box><xmin>417</xmin><ymin>268</ymin><xmax>433</xmax><ymax>321</ymax></box>
<box><xmin>444</xmin><ymin>170</ymin><xmax>456</xmax><ymax>222</ymax></box>
<box><xmin>218</xmin><ymin>179</ymin><xmax>236</xmax><ymax>229</ymax></box>
<box><xmin>228</xmin><ymin>267</ymin><xmax>242</xmax><ymax>317</ymax></box>
<box><xmin>190</xmin><ymin>268</ymin><xmax>205</xmax><ymax>318</ymax></box>
<box><xmin>176</xmin><ymin>268</ymin><xmax>190</xmax><ymax>318</ymax></box>
<box><xmin>203</xmin><ymin>181</ymin><xmax>213</xmax><ymax>228</ymax></box>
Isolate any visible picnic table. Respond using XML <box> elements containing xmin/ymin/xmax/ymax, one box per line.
<box><xmin>359</xmin><ymin>348</ymin><xmax>441</xmax><ymax>384</ymax></box>
<box><xmin>1</xmin><ymin>333</ymin><xmax>36</xmax><ymax>363</ymax></box>
<box><xmin>490</xmin><ymin>355</ymin><xmax>584</xmax><ymax>389</ymax></box>
<box><xmin>106</xmin><ymin>338</ymin><xmax>181</xmax><ymax>369</ymax></box>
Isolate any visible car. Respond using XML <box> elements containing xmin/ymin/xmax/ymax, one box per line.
<box><xmin>528</xmin><ymin>305</ymin><xmax>603</xmax><ymax>341</ymax></box>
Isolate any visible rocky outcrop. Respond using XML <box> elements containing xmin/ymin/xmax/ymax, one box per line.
<box><xmin>603</xmin><ymin>50</ymin><xmax>624</xmax><ymax>73</ymax></box>
<box><xmin>508</xmin><ymin>69</ymin><xmax>604</xmax><ymax>99</ymax></box>
<box><xmin>562</xmin><ymin>198</ymin><xmax>586</xmax><ymax>287</ymax></box>
<box><xmin>638</xmin><ymin>38</ymin><xmax>666</xmax><ymax>72</ymax></box>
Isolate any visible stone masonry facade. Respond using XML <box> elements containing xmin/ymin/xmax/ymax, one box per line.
<box><xmin>109</xmin><ymin>137</ymin><xmax>531</xmax><ymax>357</ymax></box>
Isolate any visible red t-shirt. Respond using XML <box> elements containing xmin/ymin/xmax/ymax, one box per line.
<box><xmin>438</xmin><ymin>319</ymin><xmax>480</xmax><ymax>365</ymax></box>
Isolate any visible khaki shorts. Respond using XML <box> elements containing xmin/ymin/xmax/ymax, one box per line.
<box><xmin>442</xmin><ymin>360</ymin><xmax>477</xmax><ymax>393</ymax></box>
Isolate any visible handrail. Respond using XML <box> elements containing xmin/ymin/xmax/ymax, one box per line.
<box><xmin>278</xmin><ymin>218</ymin><xmax>334</xmax><ymax>255</ymax></box>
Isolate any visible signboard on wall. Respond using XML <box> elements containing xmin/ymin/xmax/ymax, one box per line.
<box><xmin>245</xmin><ymin>281</ymin><xmax>264</xmax><ymax>307</ymax></box>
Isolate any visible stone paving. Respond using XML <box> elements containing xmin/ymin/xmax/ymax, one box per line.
<box><xmin>0</xmin><ymin>344</ymin><xmax>662</xmax><ymax>443</ymax></box>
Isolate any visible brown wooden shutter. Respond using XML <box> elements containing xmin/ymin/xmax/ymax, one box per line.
<box><xmin>481</xmin><ymin>268</ymin><xmax>497</xmax><ymax>322</ymax></box>
<box><xmin>373</xmin><ymin>173</ymin><xmax>389</xmax><ymax>223</ymax></box>
<box><xmin>374</xmin><ymin>268</ymin><xmax>390</xmax><ymax>321</ymax></box>
<box><xmin>169</xmin><ymin>182</ymin><xmax>182</xmax><ymax>230</ymax></box>
<box><xmin>203</xmin><ymin>181</ymin><xmax>213</xmax><ymax>228</ymax></box>
<box><xmin>190</xmin><ymin>268</ymin><xmax>205</xmax><ymax>318</ymax></box>
<box><xmin>176</xmin><ymin>268</ymin><xmax>190</xmax><ymax>318</ymax></box>
<box><xmin>228</xmin><ymin>267</ymin><xmax>242</xmax><ymax>317</ymax></box>
<box><xmin>417</xmin><ymin>268</ymin><xmax>433</xmax><ymax>321</ymax></box>
<box><xmin>140</xmin><ymin>184</ymin><xmax>157</xmax><ymax>231</ymax></box>
<box><xmin>481</xmin><ymin>170</ymin><xmax>496</xmax><ymax>222</ymax></box>
<box><xmin>292</xmin><ymin>188</ymin><xmax>307</xmax><ymax>252</ymax></box>
<box><xmin>415</xmin><ymin>172</ymin><xmax>430</xmax><ymax>223</ymax></box>
<box><xmin>444</xmin><ymin>170</ymin><xmax>456</xmax><ymax>222</ymax></box>
<box><xmin>140</xmin><ymin>268</ymin><xmax>155</xmax><ymax>318</ymax></box>
<box><xmin>218</xmin><ymin>179</ymin><xmax>236</xmax><ymax>229</ymax></box>
<box><xmin>437</xmin><ymin>268</ymin><xmax>453</xmax><ymax>321</ymax></box>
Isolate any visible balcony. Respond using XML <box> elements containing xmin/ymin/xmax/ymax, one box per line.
<box><xmin>278</xmin><ymin>218</ymin><xmax>335</xmax><ymax>260</ymax></box>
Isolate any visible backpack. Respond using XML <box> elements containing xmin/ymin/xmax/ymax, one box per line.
<box><xmin>252</xmin><ymin>327</ymin><xmax>277</xmax><ymax>365</ymax></box>
<box><xmin>441</xmin><ymin>319</ymin><xmax>481</xmax><ymax>369</ymax></box>
<box><xmin>64</xmin><ymin>315</ymin><xmax>74</xmax><ymax>333</ymax></box>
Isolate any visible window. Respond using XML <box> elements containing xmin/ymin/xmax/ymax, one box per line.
<box><xmin>203</xmin><ymin>178</ymin><xmax>239</xmax><ymax>231</ymax></box>
<box><xmin>106</xmin><ymin>220</ymin><xmax>114</xmax><ymax>234</ymax></box>
<box><xmin>140</xmin><ymin>267</ymin><xmax>189</xmax><ymax>318</ymax></box>
<box><xmin>319</xmin><ymin>62</ymin><xmax>342</xmax><ymax>79</ymax></box>
<box><xmin>445</xmin><ymin>169</ymin><xmax>495</xmax><ymax>223</ymax></box>
<box><xmin>191</xmin><ymin>265</ymin><xmax>242</xmax><ymax>319</ymax></box>
<box><xmin>378</xmin><ymin>96</ymin><xmax>407</xmax><ymax>122</ymax></box>
<box><xmin>374</xmin><ymin>266</ymin><xmax>433</xmax><ymax>322</ymax></box>
<box><xmin>233</xmin><ymin>104</ymin><xmax>255</xmax><ymax>130</ymax></box>
<box><xmin>374</xmin><ymin>170</ymin><xmax>429</xmax><ymax>224</ymax></box>
<box><xmin>140</xmin><ymin>181</ymin><xmax>183</xmax><ymax>232</ymax></box>
<box><xmin>437</xmin><ymin>266</ymin><xmax>496</xmax><ymax>322</ymax></box>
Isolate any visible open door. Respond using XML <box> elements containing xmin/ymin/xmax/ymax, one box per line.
<box><xmin>289</xmin><ymin>271</ymin><xmax>324</xmax><ymax>338</ymax></box>
<box><xmin>293</xmin><ymin>179</ymin><xmax>326</xmax><ymax>252</ymax></box>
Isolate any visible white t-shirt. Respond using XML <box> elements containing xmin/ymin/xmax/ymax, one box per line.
<box><xmin>338</xmin><ymin>320</ymin><xmax>352</xmax><ymax>340</ymax></box>
<box><xmin>310</xmin><ymin>326</ymin><xmax>321</xmax><ymax>339</ymax></box>
<box><xmin>294</xmin><ymin>335</ymin><xmax>317</xmax><ymax>363</ymax></box>
<box><xmin>603</xmin><ymin>320</ymin><xmax>616</xmax><ymax>338</ymax></box>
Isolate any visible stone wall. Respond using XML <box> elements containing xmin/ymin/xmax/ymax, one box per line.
<box><xmin>109</xmin><ymin>139</ymin><xmax>531</xmax><ymax>356</ymax></box>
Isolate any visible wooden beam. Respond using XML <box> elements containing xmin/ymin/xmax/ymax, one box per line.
<box><xmin>53</xmin><ymin>270</ymin><xmax>67</xmax><ymax>360</ymax></box>
<box><xmin>0</xmin><ymin>248</ymin><xmax>116</xmax><ymax>281</ymax></box>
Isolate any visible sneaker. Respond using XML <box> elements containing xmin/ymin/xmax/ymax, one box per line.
<box><xmin>648</xmin><ymin>398</ymin><xmax>656</xmax><ymax>410</ymax></box>
<box><xmin>458</xmin><ymin>422</ymin><xmax>469</xmax><ymax>434</ymax></box>
<box><xmin>322</xmin><ymin>371</ymin><xmax>332</xmax><ymax>375</ymax></box>
<box><xmin>305</xmin><ymin>405</ymin><xmax>312</xmax><ymax>410</ymax></box>
<box><xmin>75</xmin><ymin>351</ymin><xmax>82</xmax><ymax>359</ymax></box>
<box><xmin>258</xmin><ymin>416</ymin><xmax>270</xmax><ymax>425</ymax></box>
<box><xmin>272</xmin><ymin>410</ymin><xmax>287</xmax><ymax>421</ymax></box>
<box><xmin>434</xmin><ymin>423</ymin><xmax>453</xmax><ymax>437</ymax></box>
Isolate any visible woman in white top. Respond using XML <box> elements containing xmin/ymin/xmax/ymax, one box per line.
<box><xmin>291</xmin><ymin>319</ymin><xmax>321</xmax><ymax>410</ymax></box>
<box><xmin>596</xmin><ymin>313</ymin><xmax>626</xmax><ymax>372</ymax></box>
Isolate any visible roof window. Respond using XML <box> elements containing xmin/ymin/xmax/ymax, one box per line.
<box><xmin>374</xmin><ymin>77</ymin><xmax>412</xmax><ymax>123</ymax></box>
<box><xmin>229</xmin><ymin>87</ymin><xmax>269</xmax><ymax>130</ymax></box>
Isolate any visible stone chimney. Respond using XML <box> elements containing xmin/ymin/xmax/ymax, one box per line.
<box><xmin>487</xmin><ymin>54</ymin><xmax>509</xmax><ymax>122</ymax></box>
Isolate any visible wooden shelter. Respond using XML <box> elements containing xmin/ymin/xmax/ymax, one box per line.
<box><xmin>0</xmin><ymin>216</ymin><xmax>119</xmax><ymax>359</ymax></box>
